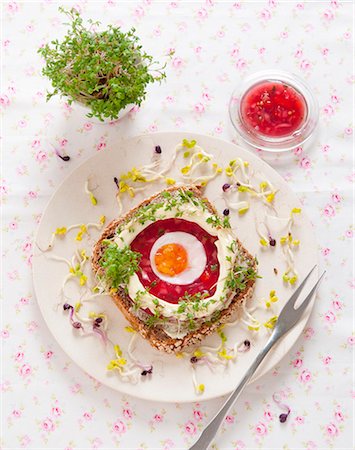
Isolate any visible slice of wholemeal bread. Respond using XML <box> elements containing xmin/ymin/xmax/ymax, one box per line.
<box><xmin>92</xmin><ymin>185</ymin><xmax>257</xmax><ymax>353</ymax></box>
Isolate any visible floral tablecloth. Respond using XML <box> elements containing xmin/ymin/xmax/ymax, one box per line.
<box><xmin>2</xmin><ymin>1</ymin><xmax>353</xmax><ymax>449</ymax></box>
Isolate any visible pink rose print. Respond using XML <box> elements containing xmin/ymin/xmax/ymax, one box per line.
<box><xmin>323</xmin><ymin>355</ymin><xmax>332</xmax><ymax>365</ymax></box>
<box><xmin>112</xmin><ymin>419</ymin><xmax>127</xmax><ymax>435</ymax></box>
<box><xmin>35</xmin><ymin>150</ymin><xmax>48</xmax><ymax>163</ymax></box>
<box><xmin>345</xmin><ymin>229</ymin><xmax>353</xmax><ymax>238</ymax></box>
<box><xmin>331</xmin><ymin>0</ymin><xmax>339</xmax><ymax>7</ymax></box>
<box><xmin>344</xmin><ymin>127</ymin><xmax>353</xmax><ymax>135</ymax></box>
<box><xmin>322</xmin><ymin>144</ymin><xmax>330</xmax><ymax>152</ymax></box>
<box><xmin>19</xmin><ymin>364</ymin><xmax>32</xmax><ymax>377</ymax></box>
<box><xmin>331</xmin><ymin>95</ymin><xmax>339</xmax><ymax>104</ymax></box>
<box><xmin>9</xmin><ymin>220</ymin><xmax>18</xmax><ymax>230</ymax></box>
<box><xmin>83</xmin><ymin>412</ymin><xmax>92</xmax><ymax>421</ymax></box>
<box><xmin>202</xmin><ymin>92</ymin><xmax>211</xmax><ymax>101</ymax></box>
<box><xmin>193</xmin><ymin>409</ymin><xmax>203</xmax><ymax>421</ymax></box>
<box><xmin>332</xmin><ymin>300</ymin><xmax>342</xmax><ymax>310</ymax></box>
<box><xmin>14</xmin><ymin>351</ymin><xmax>24</xmax><ymax>362</ymax></box>
<box><xmin>324</xmin><ymin>311</ymin><xmax>336</xmax><ymax>323</ymax></box>
<box><xmin>184</xmin><ymin>420</ymin><xmax>197</xmax><ymax>435</ymax></box>
<box><xmin>322</xmin><ymin>248</ymin><xmax>330</xmax><ymax>256</ymax></box>
<box><xmin>194</xmin><ymin>46</ymin><xmax>202</xmax><ymax>54</ymax></box>
<box><xmin>12</xmin><ymin>409</ymin><xmax>22</xmax><ymax>418</ymax></box>
<box><xmin>231</xmin><ymin>46</ymin><xmax>239</xmax><ymax>58</ymax></box>
<box><xmin>343</xmin><ymin>31</ymin><xmax>351</xmax><ymax>40</ymax></box>
<box><xmin>326</xmin><ymin>422</ymin><xmax>339</xmax><ymax>436</ymax></box>
<box><xmin>70</xmin><ymin>383</ymin><xmax>81</xmax><ymax>394</ymax></box>
<box><xmin>96</xmin><ymin>139</ymin><xmax>106</xmax><ymax>151</ymax></box>
<box><xmin>84</xmin><ymin>122</ymin><xmax>93</xmax><ymax>131</ymax></box>
<box><xmin>263</xmin><ymin>410</ymin><xmax>273</xmax><ymax>421</ymax></box>
<box><xmin>153</xmin><ymin>413</ymin><xmax>163</xmax><ymax>422</ymax></box>
<box><xmin>148</xmin><ymin>123</ymin><xmax>157</xmax><ymax>132</ymax></box>
<box><xmin>299</xmin><ymin>157</ymin><xmax>311</xmax><ymax>169</ymax></box>
<box><xmin>321</xmin><ymin>48</ymin><xmax>329</xmax><ymax>56</ymax></box>
<box><xmin>18</xmin><ymin>119</ymin><xmax>27</xmax><ymax>128</ymax></box>
<box><xmin>225</xmin><ymin>414</ymin><xmax>234</xmax><ymax>424</ymax></box>
<box><xmin>60</xmin><ymin>138</ymin><xmax>68</xmax><ymax>147</ymax></box>
<box><xmin>258</xmin><ymin>47</ymin><xmax>266</xmax><ymax>54</ymax></box>
<box><xmin>293</xmin><ymin>146</ymin><xmax>303</xmax><ymax>156</ymax></box>
<box><xmin>28</xmin><ymin>191</ymin><xmax>38</xmax><ymax>199</ymax></box>
<box><xmin>7</xmin><ymin>1</ymin><xmax>19</xmax><ymax>13</ymax></box>
<box><xmin>27</xmin><ymin>321</ymin><xmax>39</xmax><ymax>332</ymax></box>
<box><xmin>235</xmin><ymin>58</ymin><xmax>247</xmax><ymax>70</ymax></box>
<box><xmin>280</xmin><ymin>31</ymin><xmax>288</xmax><ymax>39</ymax></box>
<box><xmin>31</xmin><ymin>139</ymin><xmax>41</xmax><ymax>149</ymax></box>
<box><xmin>323</xmin><ymin>104</ymin><xmax>335</xmax><ymax>116</ymax></box>
<box><xmin>123</xmin><ymin>408</ymin><xmax>133</xmax><ymax>419</ymax></box>
<box><xmin>20</xmin><ymin>435</ymin><xmax>31</xmax><ymax>447</ymax></box>
<box><xmin>133</xmin><ymin>6</ymin><xmax>145</xmax><ymax>17</ymax></box>
<box><xmin>323</xmin><ymin>9</ymin><xmax>334</xmax><ymax>21</ymax></box>
<box><xmin>323</xmin><ymin>204</ymin><xmax>335</xmax><ymax>217</ymax></box>
<box><xmin>292</xmin><ymin>358</ymin><xmax>303</xmax><ymax>368</ymax></box>
<box><xmin>44</xmin><ymin>350</ymin><xmax>53</xmax><ymax>359</ymax></box>
<box><xmin>214</xmin><ymin>126</ymin><xmax>223</xmax><ymax>134</ymax></box>
<box><xmin>194</xmin><ymin>102</ymin><xmax>205</xmax><ymax>114</ymax></box>
<box><xmin>260</xmin><ymin>8</ymin><xmax>272</xmax><ymax>20</ymax></box>
<box><xmin>1</xmin><ymin>329</ymin><xmax>10</xmax><ymax>339</ymax></box>
<box><xmin>294</xmin><ymin>48</ymin><xmax>303</xmax><ymax>58</ymax></box>
<box><xmin>331</xmin><ymin>193</ymin><xmax>341</xmax><ymax>203</ymax></box>
<box><xmin>295</xmin><ymin>416</ymin><xmax>305</xmax><ymax>424</ymax></box>
<box><xmin>51</xmin><ymin>406</ymin><xmax>62</xmax><ymax>417</ymax></box>
<box><xmin>299</xmin><ymin>369</ymin><xmax>312</xmax><ymax>383</ymax></box>
<box><xmin>166</xmin><ymin>95</ymin><xmax>174</xmax><ymax>103</ymax></box>
<box><xmin>233</xmin><ymin>2</ymin><xmax>242</xmax><ymax>10</ymax></box>
<box><xmin>347</xmin><ymin>336</ymin><xmax>355</xmax><ymax>345</ymax></box>
<box><xmin>197</xmin><ymin>7</ymin><xmax>208</xmax><ymax>19</ymax></box>
<box><xmin>42</xmin><ymin>418</ymin><xmax>55</xmax><ymax>432</ymax></box>
<box><xmin>255</xmin><ymin>421</ymin><xmax>268</xmax><ymax>435</ymax></box>
<box><xmin>20</xmin><ymin>297</ymin><xmax>29</xmax><ymax>305</ymax></box>
<box><xmin>0</xmin><ymin>94</ymin><xmax>10</xmax><ymax>107</ymax></box>
<box><xmin>217</xmin><ymin>30</ymin><xmax>225</xmax><ymax>38</ymax></box>
<box><xmin>335</xmin><ymin>411</ymin><xmax>344</xmax><ymax>422</ymax></box>
<box><xmin>172</xmin><ymin>57</ymin><xmax>183</xmax><ymax>69</ymax></box>
<box><xmin>234</xmin><ymin>440</ymin><xmax>245</xmax><ymax>450</ymax></box>
<box><xmin>300</xmin><ymin>59</ymin><xmax>311</xmax><ymax>70</ymax></box>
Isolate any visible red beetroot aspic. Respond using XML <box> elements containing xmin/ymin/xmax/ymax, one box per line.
<box><xmin>240</xmin><ymin>81</ymin><xmax>307</xmax><ymax>137</ymax></box>
<box><xmin>130</xmin><ymin>218</ymin><xmax>220</xmax><ymax>304</ymax></box>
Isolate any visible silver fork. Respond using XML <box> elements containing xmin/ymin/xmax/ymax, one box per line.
<box><xmin>189</xmin><ymin>265</ymin><xmax>325</xmax><ymax>450</ymax></box>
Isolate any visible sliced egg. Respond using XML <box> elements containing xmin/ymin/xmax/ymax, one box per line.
<box><xmin>150</xmin><ymin>231</ymin><xmax>207</xmax><ymax>285</ymax></box>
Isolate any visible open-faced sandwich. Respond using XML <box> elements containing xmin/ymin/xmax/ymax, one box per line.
<box><xmin>92</xmin><ymin>185</ymin><xmax>257</xmax><ymax>353</ymax></box>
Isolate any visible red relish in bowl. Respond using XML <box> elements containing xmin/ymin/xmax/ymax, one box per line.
<box><xmin>229</xmin><ymin>71</ymin><xmax>319</xmax><ymax>152</ymax></box>
<box><xmin>240</xmin><ymin>81</ymin><xmax>307</xmax><ymax>137</ymax></box>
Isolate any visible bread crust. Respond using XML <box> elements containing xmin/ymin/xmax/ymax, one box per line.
<box><xmin>92</xmin><ymin>185</ymin><xmax>257</xmax><ymax>353</ymax></box>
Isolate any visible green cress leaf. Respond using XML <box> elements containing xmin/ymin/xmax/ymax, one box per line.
<box><xmin>99</xmin><ymin>243</ymin><xmax>142</xmax><ymax>289</ymax></box>
<box><xmin>38</xmin><ymin>8</ymin><xmax>167</xmax><ymax>121</ymax></box>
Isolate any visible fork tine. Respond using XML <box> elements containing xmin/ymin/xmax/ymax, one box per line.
<box><xmin>280</xmin><ymin>265</ymin><xmax>317</xmax><ymax>315</ymax></box>
<box><xmin>294</xmin><ymin>271</ymin><xmax>326</xmax><ymax>316</ymax></box>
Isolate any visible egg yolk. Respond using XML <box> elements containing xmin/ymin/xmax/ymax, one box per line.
<box><xmin>154</xmin><ymin>243</ymin><xmax>188</xmax><ymax>277</ymax></box>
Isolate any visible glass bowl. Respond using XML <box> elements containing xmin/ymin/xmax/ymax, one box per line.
<box><xmin>229</xmin><ymin>70</ymin><xmax>319</xmax><ymax>152</ymax></box>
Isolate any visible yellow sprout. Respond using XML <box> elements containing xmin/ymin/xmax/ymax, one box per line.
<box><xmin>99</xmin><ymin>215</ymin><xmax>106</xmax><ymax>225</ymax></box>
<box><xmin>89</xmin><ymin>193</ymin><xmax>97</xmax><ymax>206</ymax></box>
<box><xmin>266</xmin><ymin>192</ymin><xmax>275</xmax><ymax>203</ymax></box>
<box><xmin>181</xmin><ymin>166</ymin><xmax>191</xmax><ymax>175</ymax></box>
<box><xmin>197</xmin><ymin>384</ymin><xmax>205</xmax><ymax>394</ymax></box>
<box><xmin>55</xmin><ymin>227</ymin><xmax>67</xmax><ymax>235</ymax></box>
<box><xmin>260</xmin><ymin>238</ymin><xmax>268</xmax><ymax>247</ymax></box>
<box><xmin>238</xmin><ymin>206</ymin><xmax>249</xmax><ymax>215</ymax></box>
<box><xmin>124</xmin><ymin>326</ymin><xmax>136</xmax><ymax>333</ymax></box>
<box><xmin>165</xmin><ymin>178</ymin><xmax>176</xmax><ymax>185</ymax></box>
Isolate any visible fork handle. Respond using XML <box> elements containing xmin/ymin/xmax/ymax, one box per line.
<box><xmin>189</xmin><ymin>331</ymin><xmax>281</xmax><ymax>450</ymax></box>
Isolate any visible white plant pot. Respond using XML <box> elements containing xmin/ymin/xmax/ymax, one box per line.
<box><xmin>75</xmin><ymin>101</ymin><xmax>135</xmax><ymax>124</ymax></box>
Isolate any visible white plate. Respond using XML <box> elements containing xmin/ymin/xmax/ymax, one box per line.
<box><xmin>33</xmin><ymin>132</ymin><xmax>318</xmax><ymax>403</ymax></box>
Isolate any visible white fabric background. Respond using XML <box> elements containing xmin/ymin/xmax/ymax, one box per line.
<box><xmin>2</xmin><ymin>1</ymin><xmax>353</xmax><ymax>449</ymax></box>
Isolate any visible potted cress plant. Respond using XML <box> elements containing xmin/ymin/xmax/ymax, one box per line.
<box><xmin>38</xmin><ymin>8</ymin><xmax>167</xmax><ymax>122</ymax></box>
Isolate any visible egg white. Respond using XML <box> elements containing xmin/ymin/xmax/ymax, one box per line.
<box><xmin>149</xmin><ymin>231</ymin><xmax>207</xmax><ymax>285</ymax></box>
